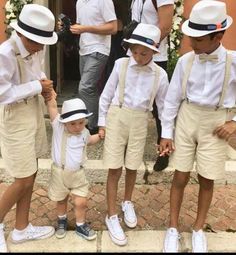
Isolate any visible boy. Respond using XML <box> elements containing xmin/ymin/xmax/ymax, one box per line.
<box><xmin>160</xmin><ymin>1</ymin><xmax>236</xmax><ymax>252</ymax></box>
<box><xmin>98</xmin><ymin>23</ymin><xmax>169</xmax><ymax>246</ymax></box>
<box><xmin>47</xmin><ymin>97</ymin><xmax>103</xmax><ymax>240</ymax></box>
<box><xmin>0</xmin><ymin>4</ymin><xmax>58</xmax><ymax>252</ymax></box>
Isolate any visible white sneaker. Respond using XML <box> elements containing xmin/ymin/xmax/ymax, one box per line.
<box><xmin>10</xmin><ymin>223</ymin><xmax>55</xmax><ymax>243</ymax></box>
<box><xmin>121</xmin><ymin>201</ymin><xmax>137</xmax><ymax>228</ymax></box>
<box><xmin>163</xmin><ymin>227</ymin><xmax>180</xmax><ymax>252</ymax></box>
<box><xmin>192</xmin><ymin>229</ymin><xmax>207</xmax><ymax>252</ymax></box>
<box><xmin>105</xmin><ymin>215</ymin><xmax>127</xmax><ymax>246</ymax></box>
<box><xmin>0</xmin><ymin>224</ymin><xmax>8</xmax><ymax>253</ymax></box>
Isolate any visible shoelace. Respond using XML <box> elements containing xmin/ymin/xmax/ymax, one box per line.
<box><xmin>110</xmin><ymin>217</ymin><xmax>123</xmax><ymax>234</ymax></box>
<box><xmin>124</xmin><ymin>202</ymin><xmax>135</xmax><ymax>218</ymax></box>
<box><xmin>78</xmin><ymin>223</ymin><xmax>91</xmax><ymax>235</ymax></box>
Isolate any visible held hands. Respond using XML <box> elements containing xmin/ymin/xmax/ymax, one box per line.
<box><xmin>213</xmin><ymin>120</ymin><xmax>236</xmax><ymax>141</ymax></box>
<box><xmin>158</xmin><ymin>138</ymin><xmax>175</xmax><ymax>157</ymax></box>
<box><xmin>40</xmin><ymin>79</ymin><xmax>55</xmax><ymax>102</ymax></box>
<box><xmin>98</xmin><ymin>127</ymin><xmax>105</xmax><ymax>140</ymax></box>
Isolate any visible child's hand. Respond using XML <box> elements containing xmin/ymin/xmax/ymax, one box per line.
<box><xmin>40</xmin><ymin>79</ymin><xmax>53</xmax><ymax>93</ymax></box>
<box><xmin>213</xmin><ymin>120</ymin><xmax>236</xmax><ymax>140</ymax></box>
<box><xmin>98</xmin><ymin>127</ymin><xmax>105</xmax><ymax>139</ymax></box>
<box><xmin>159</xmin><ymin>138</ymin><xmax>175</xmax><ymax>157</ymax></box>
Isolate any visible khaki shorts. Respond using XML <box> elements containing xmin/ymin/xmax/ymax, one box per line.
<box><xmin>169</xmin><ymin>100</ymin><xmax>228</xmax><ymax>180</ymax></box>
<box><xmin>48</xmin><ymin>164</ymin><xmax>89</xmax><ymax>201</ymax></box>
<box><xmin>0</xmin><ymin>95</ymin><xmax>47</xmax><ymax>178</ymax></box>
<box><xmin>103</xmin><ymin>105</ymin><xmax>149</xmax><ymax>170</ymax></box>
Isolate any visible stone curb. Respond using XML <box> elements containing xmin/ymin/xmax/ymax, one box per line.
<box><xmin>1</xmin><ymin>158</ymin><xmax>236</xmax><ymax>185</ymax></box>
<box><xmin>6</xmin><ymin>230</ymin><xmax>236</xmax><ymax>252</ymax></box>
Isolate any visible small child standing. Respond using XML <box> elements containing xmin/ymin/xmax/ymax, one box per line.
<box><xmin>160</xmin><ymin>0</ymin><xmax>236</xmax><ymax>252</ymax></box>
<box><xmin>98</xmin><ymin>23</ymin><xmax>169</xmax><ymax>246</ymax></box>
<box><xmin>46</xmin><ymin>97</ymin><xmax>102</xmax><ymax>240</ymax></box>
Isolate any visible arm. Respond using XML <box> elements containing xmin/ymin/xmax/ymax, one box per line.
<box><xmin>46</xmin><ymin>90</ymin><xmax>58</xmax><ymax>122</ymax></box>
<box><xmin>88</xmin><ymin>134</ymin><xmax>101</xmax><ymax>145</ymax></box>
<box><xmin>70</xmin><ymin>20</ymin><xmax>117</xmax><ymax>36</ymax></box>
<box><xmin>158</xmin><ymin>4</ymin><xmax>174</xmax><ymax>41</ymax></box>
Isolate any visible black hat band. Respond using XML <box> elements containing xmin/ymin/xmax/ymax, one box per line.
<box><xmin>61</xmin><ymin>109</ymin><xmax>89</xmax><ymax>119</ymax></box>
<box><xmin>188</xmin><ymin>19</ymin><xmax>227</xmax><ymax>31</ymax></box>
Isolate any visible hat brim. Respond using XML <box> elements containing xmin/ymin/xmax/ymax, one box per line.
<box><xmin>181</xmin><ymin>16</ymin><xmax>233</xmax><ymax>37</ymax></box>
<box><xmin>59</xmin><ymin>112</ymin><xmax>93</xmax><ymax>123</ymax></box>
<box><xmin>123</xmin><ymin>38</ymin><xmax>160</xmax><ymax>53</ymax></box>
<box><xmin>10</xmin><ymin>21</ymin><xmax>58</xmax><ymax>45</ymax></box>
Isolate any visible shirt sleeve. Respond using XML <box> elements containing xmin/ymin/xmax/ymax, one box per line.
<box><xmin>0</xmin><ymin>52</ymin><xmax>42</xmax><ymax>105</ymax></box>
<box><xmin>102</xmin><ymin>0</ymin><xmax>117</xmax><ymax>22</ymax></box>
<box><xmin>98</xmin><ymin>59</ymin><xmax>120</xmax><ymax>127</ymax></box>
<box><xmin>157</xmin><ymin>0</ymin><xmax>174</xmax><ymax>8</ymax></box>
<box><xmin>161</xmin><ymin>57</ymin><xmax>184</xmax><ymax>139</ymax></box>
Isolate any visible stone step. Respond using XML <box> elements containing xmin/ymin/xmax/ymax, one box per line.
<box><xmin>6</xmin><ymin>230</ymin><xmax>236</xmax><ymax>252</ymax></box>
<box><xmin>1</xmin><ymin>158</ymin><xmax>236</xmax><ymax>185</ymax></box>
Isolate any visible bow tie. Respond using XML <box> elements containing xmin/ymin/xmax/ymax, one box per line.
<box><xmin>199</xmin><ymin>54</ymin><xmax>218</xmax><ymax>63</ymax></box>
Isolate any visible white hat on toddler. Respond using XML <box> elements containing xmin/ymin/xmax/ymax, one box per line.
<box><xmin>123</xmin><ymin>23</ymin><xmax>161</xmax><ymax>52</ymax></box>
<box><xmin>59</xmin><ymin>98</ymin><xmax>93</xmax><ymax>123</ymax></box>
<box><xmin>182</xmin><ymin>0</ymin><xmax>233</xmax><ymax>37</ymax></box>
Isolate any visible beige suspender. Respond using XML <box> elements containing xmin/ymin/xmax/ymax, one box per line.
<box><xmin>182</xmin><ymin>51</ymin><xmax>232</xmax><ymax>109</ymax></box>
<box><xmin>9</xmin><ymin>39</ymin><xmax>28</xmax><ymax>84</ymax></box>
<box><xmin>60</xmin><ymin>129</ymin><xmax>89</xmax><ymax>170</ymax></box>
<box><xmin>217</xmin><ymin>51</ymin><xmax>233</xmax><ymax>108</ymax></box>
<box><xmin>119</xmin><ymin>58</ymin><xmax>130</xmax><ymax>107</ymax></box>
<box><xmin>118</xmin><ymin>58</ymin><xmax>160</xmax><ymax>111</ymax></box>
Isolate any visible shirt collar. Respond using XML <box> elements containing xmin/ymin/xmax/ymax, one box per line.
<box><xmin>12</xmin><ymin>32</ymin><xmax>31</xmax><ymax>59</ymax></box>
<box><xmin>197</xmin><ymin>44</ymin><xmax>226</xmax><ymax>61</ymax></box>
<box><xmin>129</xmin><ymin>56</ymin><xmax>156</xmax><ymax>71</ymax></box>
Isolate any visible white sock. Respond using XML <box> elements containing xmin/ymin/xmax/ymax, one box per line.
<box><xmin>0</xmin><ymin>223</ymin><xmax>4</xmax><ymax>230</ymax></box>
<box><xmin>58</xmin><ymin>214</ymin><xmax>67</xmax><ymax>220</ymax></box>
<box><xmin>13</xmin><ymin>224</ymin><xmax>29</xmax><ymax>235</ymax></box>
<box><xmin>76</xmin><ymin>222</ymin><xmax>85</xmax><ymax>227</ymax></box>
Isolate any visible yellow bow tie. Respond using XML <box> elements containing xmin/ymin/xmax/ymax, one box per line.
<box><xmin>199</xmin><ymin>54</ymin><xmax>218</xmax><ymax>63</ymax></box>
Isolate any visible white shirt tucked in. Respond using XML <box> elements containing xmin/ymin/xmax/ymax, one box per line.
<box><xmin>76</xmin><ymin>0</ymin><xmax>117</xmax><ymax>56</ymax></box>
<box><xmin>161</xmin><ymin>45</ymin><xmax>236</xmax><ymax>139</ymax></box>
<box><xmin>98</xmin><ymin>56</ymin><xmax>169</xmax><ymax>127</ymax></box>
<box><xmin>51</xmin><ymin>114</ymin><xmax>90</xmax><ymax>171</ymax></box>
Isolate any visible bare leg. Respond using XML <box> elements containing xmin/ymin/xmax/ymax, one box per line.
<box><xmin>106</xmin><ymin>168</ymin><xmax>122</xmax><ymax>216</ymax></box>
<box><xmin>124</xmin><ymin>168</ymin><xmax>137</xmax><ymax>201</ymax></box>
<box><xmin>73</xmin><ymin>195</ymin><xmax>87</xmax><ymax>223</ymax></box>
<box><xmin>0</xmin><ymin>174</ymin><xmax>36</xmax><ymax>230</ymax></box>
<box><xmin>169</xmin><ymin>170</ymin><xmax>190</xmax><ymax>229</ymax></box>
<box><xmin>193</xmin><ymin>174</ymin><xmax>214</xmax><ymax>231</ymax></box>
<box><xmin>57</xmin><ymin>196</ymin><xmax>69</xmax><ymax>216</ymax></box>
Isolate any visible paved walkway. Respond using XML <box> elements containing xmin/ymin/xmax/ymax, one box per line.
<box><xmin>1</xmin><ymin>175</ymin><xmax>236</xmax><ymax>252</ymax></box>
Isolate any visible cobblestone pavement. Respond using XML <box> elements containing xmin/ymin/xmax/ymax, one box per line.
<box><xmin>1</xmin><ymin>181</ymin><xmax>236</xmax><ymax>237</ymax></box>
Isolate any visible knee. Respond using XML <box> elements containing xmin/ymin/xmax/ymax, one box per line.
<box><xmin>108</xmin><ymin>168</ymin><xmax>122</xmax><ymax>180</ymax></box>
<box><xmin>173</xmin><ymin>171</ymin><xmax>190</xmax><ymax>189</ymax></box>
<box><xmin>15</xmin><ymin>176</ymin><xmax>35</xmax><ymax>193</ymax></box>
<box><xmin>74</xmin><ymin>197</ymin><xmax>87</xmax><ymax>210</ymax></box>
<box><xmin>198</xmin><ymin>175</ymin><xmax>214</xmax><ymax>191</ymax></box>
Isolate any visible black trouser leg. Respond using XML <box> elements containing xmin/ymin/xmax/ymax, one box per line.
<box><xmin>153</xmin><ymin>61</ymin><xmax>169</xmax><ymax>171</ymax></box>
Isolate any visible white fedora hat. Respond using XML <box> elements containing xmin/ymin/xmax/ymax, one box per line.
<box><xmin>123</xmin><ymin>23</ymin><xmax>160</xmax><ymax>52</ymax></box>
<box><xmin>59</xmin><ymin>98</ymin><xmax>93</xmax><ymax>123</ymax></box>
<box><xmin>182</xmin><ymin>0</ymin><xmax>233</xmax><ymax>37</ymax></box>
<box><xmin>10</xmin><ymin>4</ymin><xmax>58</xmax><ymax>45</ymax></box>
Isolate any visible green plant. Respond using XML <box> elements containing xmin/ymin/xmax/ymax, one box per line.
<box><xmin>4</xmin><ymin>0</ymin><xmax>33</xmax><ymax>36</ymax></box>
<box><xmin>167</xmin><ymin>0</ymin><xmax>184</xmax><ymax>80</ymax></box>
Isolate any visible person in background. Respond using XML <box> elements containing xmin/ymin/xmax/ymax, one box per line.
<box><xmin>46</xmin><ymin>97</ymin><xmax>103</xmax><ymax>240</ymax></box>
<box><xmin>131</xmin><ymin>0</ymin><xmax>174</xmax><ymax>172</ymax></box>
<box><xmin>98</xmin><ymin>23</ymin><xmax>169</xmax><ymax>246</ymax></box>
<box><xmin>69</xmin><ymin>0</ymin><xmax>117</xmax><ymax>135</ymax></box>
<box><xmin>160</xmin><ymin>1</ymin><xmax>236</xmax><ymax>252</ymax></box>
<box><xmin>0</xmin><ymin>4</ymin><xmax>58</xmax><ymax>252</ymax></box>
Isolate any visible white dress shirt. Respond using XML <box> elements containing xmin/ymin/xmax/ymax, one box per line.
<box><xmin>161</xmin><ymin>45</ymin><xmax>236</xmax><ymax>139</ymax></box>
<box><xmin>51</xmin><ymin>114</ymin><xmax>90</xmax><ymax>171</ymax></box>
<box><xmin>98</xmin><ymin>56</ymin><xmax>169</xmax><ymax>127</ymax></box>
<box><xmin>0</xmin><ymin>31</ymin><xmax>43</xmax><ymax>105</ymax></box>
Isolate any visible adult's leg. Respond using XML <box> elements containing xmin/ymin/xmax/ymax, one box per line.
<box><xmin>78</xmin><ymin>53</ymin><xmax>108</xmax><ymax>132</ymax></box>
<box><xmin>153</xmin><ymin>61</ymin><xmax>169</xmax><ymax>171</ymax></box>
<box><xmin>169</xmin><ymin>170</ymin><xmax>190</xmax><ymax>228</ymax></box>
<box><xmin>0</xmin><ymin>173</ymin><xmax>36</xmax><ymax>230</ymax></box>
<box><xmin>106</xmin><ymin>168</ymin><xmax>123</xmax><ymax>217</ymax></box>
<box><xmin>193</xmin><ymin>174</ymin><xmax>214</xmax><ymax>231</ymax></box>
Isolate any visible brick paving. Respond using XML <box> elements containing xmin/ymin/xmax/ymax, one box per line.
<box><xmin>1</xmin><ymin>181</ymin><xmax>236</xmax><ymax>236</ymax></box>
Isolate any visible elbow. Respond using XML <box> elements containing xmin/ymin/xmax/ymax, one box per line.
<box><xmin>111</xmin><ymin>21</ymin><xmax>118</xmax><ymax>35</ymax></box>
